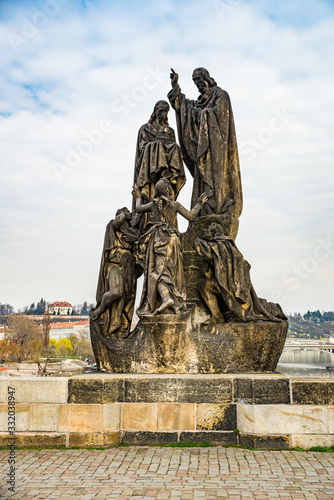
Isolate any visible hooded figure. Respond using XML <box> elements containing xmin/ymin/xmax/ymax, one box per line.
<box><xmin>133</xmin><ymin>100</ymin><xmax>186</xmax><ymax>226</ymax></box>
<box><xmin>168</xmin><ymin>68</ymin><xmax>242</xmax><ymax>218</ymax></box>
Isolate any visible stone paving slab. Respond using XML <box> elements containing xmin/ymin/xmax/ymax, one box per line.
<box><xmin>0</xmin><ymin>447</ymin><xmax>333</xmax><ymax>499</ymax></box>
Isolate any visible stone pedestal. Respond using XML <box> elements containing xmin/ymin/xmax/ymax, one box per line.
<box><xmin>91</xmin><ymin>307</ymin><xmax>288</xmax><ymax>374</ymax></box>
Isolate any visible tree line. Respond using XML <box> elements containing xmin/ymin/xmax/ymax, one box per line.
<box><xmin>0</xmin><ymin>314</ymin><xmax>94</xmax><ymax>371</ymax></box>
<box><xmin>0</xmin><ymin>299</ymin><xmax>94</xmax><ymax>317</ymax></box>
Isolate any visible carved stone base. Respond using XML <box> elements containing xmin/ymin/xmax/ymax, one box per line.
<box><xmin>90</xmin><ymin>307</ymin><xmax>288</xmax><ymax>374</ymax></box>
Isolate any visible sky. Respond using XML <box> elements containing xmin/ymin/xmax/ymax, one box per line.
<box><xmin>0</xmin><ymin>0</ymin><xmax>333</xmax><ymax>314</ymax></box>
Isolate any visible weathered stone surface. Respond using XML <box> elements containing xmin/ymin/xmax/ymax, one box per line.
<box><xmin>28</xmin><ymin>404</ymin><xmax>58</xmax><ymax>432</ymax></box>
<box><xmin>157</xmin><ymin>403</ymin><xmax>195</xmax><ymax>431</ymax></box>
<box><xmin>59</xmin><ymin>404</ymin><xmax>103</xmax><ymax>432</ymax></box>
<box><xmin>68</xmin><ymin>377</ymin><xmax>105</xmax><ymax>404</ymax></box>
<box><xmin>233</xmin><ymin>375</ymin><xmax>290</xmax><ymax>404</ymax></box>
<box><xmin>177</xmin><ymin>376</ymin><xmax>233</xmax><ymax>403</ymax></box>
<box><xmin>94</xmin><ymin>308</ymin><xmax>287</xmax><ymax>374</ymax></box>
<box><xmin>124</xmin><ymin>377</ymin><xmax>178</xmax><ymax>402</ymax></box>
<box><xmin>103</xmin><ymin>431</ymin><xmax>120</xmax><ymax>447</ymax></box>
<box><xmin>239</xmin><ymin>434</ymin><xmax>290</xmax><ymax>450</ymax></box>
<box><xmin>103</xmin><ymin>403</ymin><xmax>121</xmax><ymax>431</ymax></box>
<box><xmin>0</xmin><ymin>403</ymin><xmax>29</xmax><ymax>432</ymax></box>
<box><xmin>328</xmin><ymin>406</ymin><xmax>334</xmax><ymax>434</ymax></box>
<box><xmin>179</xmin><ymin>431</ymin><xmax>237</xmax><ymax>446</ymax></box>
<box><xmin>291</xmin><ymin>434</ymin><xmax>334</xmax><ymax>450</ymax></box>
<box><xmin>103</xmin><ymin>378</ymin><xmax>124</xmax><ymax>403</ymax></box>
<box><xmin>69</xmin><ymin>432</ymin><xmax>104</xmax><ymax>447</ymax></box>
<box><xmin>9</xmin><ymin>378</ymin><xmax>67</xmax><ymax>403</ymax></box>
<box><xmin>0</xmin><ymin>432</ymin><xmax>67</xmax><ymax>448</ymax></box>
<box><xmin>0</xmin><ymin>379</ymin><xmax>7</xmax><ymax>403</ymax></box>
<box><xmin>121</xmin><ymin>431</ymin><xmax>178</xmax><ymax>446</ymax></box>
<box><xmin>292</xmin><ymin>379</ymin><xmax>334</xmax><ymax>405</ymax></box>
<box><xmin>121</xmin><ymin>403</ymin><xmax>157</xmax><ymax>431</ymax></box>
<box><xmin>196</xmin><ymin>404</ymin><xmax>236</xmax><ymax>431</ymax></box>
<box><xmin>238</xmin><ymin>405</ymin><xmax>328</xmax><ymax>435</ymax></box>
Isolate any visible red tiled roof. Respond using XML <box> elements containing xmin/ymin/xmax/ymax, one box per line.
<box><xmin>50</xmin><ymin>322</ymin><xmax>75</xmax><ymax>330</ymax></box>
<box><xmin>49</xmin><ymin>302</ymin><xmax>72</xmax><ymax>307</ymax></box>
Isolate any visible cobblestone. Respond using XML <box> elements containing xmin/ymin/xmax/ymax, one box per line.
<box><xmin>0</xmin><ymin>448</ymin><xmax>333</xmax><ymax>498</ymax></box>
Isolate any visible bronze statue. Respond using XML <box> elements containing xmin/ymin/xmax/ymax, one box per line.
<box><xmin>168</xmin><ymin>68</ymin><xmax>242</xmax><ymax>218</ymax></box>
<box><xmin>91</xmin><ymin>207</ymin><xmax>140</xmax><ymax>338</ymax></box>
<box><xmin>133</xmin><ymin>179</ymin><xmax>208</xmax><ymax>316</ymax></box>
<box><xmin>194</xmin><ymin>223</ymin><xmax>286</xmax><ymax>324</ymax></box>
<box><xmin>133</xmin><ymin>100</ymin><xmax>186</xmax><ymax>216</ymax></box>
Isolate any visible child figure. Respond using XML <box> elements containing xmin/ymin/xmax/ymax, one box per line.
<box><xmin>133</xmin><ymin>178</ymin><xmax>208</xmax><ymax>315</ymax></box>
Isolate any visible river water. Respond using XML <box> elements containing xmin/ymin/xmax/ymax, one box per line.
<box><xmin>277</xmin><ymin>348</ymin><xmax>334</xmax><ymax>378</ymax></box>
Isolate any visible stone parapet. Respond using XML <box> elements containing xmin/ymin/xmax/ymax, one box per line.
<box><xmin>0</xmin><ymin>375</ymin><xmax>333</xmax><ymax>449</ymax></box>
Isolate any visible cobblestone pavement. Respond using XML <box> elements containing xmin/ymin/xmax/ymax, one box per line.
<box><xmin>1</xmin><ymin>447</ymin><xmax>334</xmax><ymax>499</ymax></box>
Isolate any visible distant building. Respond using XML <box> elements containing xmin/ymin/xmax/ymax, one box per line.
<box><xmin>49</xmin><ymin>320</ymin><xmax>89</xmax><ymax>341</ymax></box>
<box><xmin>49</xmin><ymin>301</ymin><xmax>72</xmax><ymax>315</ymax></box>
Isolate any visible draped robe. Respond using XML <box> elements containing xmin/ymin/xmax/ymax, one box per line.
<box><xmin>168</xmin><ymin>84</ymin><xmax>242</xmax><ymax>217</ymax></box>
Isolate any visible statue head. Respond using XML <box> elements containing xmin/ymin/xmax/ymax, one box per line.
<box><xmin>149</xmin><ymin>100</ymin><xmax>170</xmax><ymax>124</ymax></box>
<box><xmin>192</xmin><ymin>68</ymin><xmax>217</xmax><ymax>95</ymax></box>
<box><xmin>116</xmin><ymin>207</ymin><xmax>131</xmax><ymax>218</ymax></box>
<box><xmin>154</xmin><ymin>177</ymin><xmax>173</xmax><ymax>198</ymax></box>
<box><xmin>203</xmin><ymin>222</ymin><xmax>224</xmax><ymax>240</ymax></box>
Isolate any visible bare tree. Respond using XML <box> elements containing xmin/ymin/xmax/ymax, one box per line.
<box><xmin>5</xmin><ymin>315</ymin><xmax>41</xmax><ymax>362</ymax></box>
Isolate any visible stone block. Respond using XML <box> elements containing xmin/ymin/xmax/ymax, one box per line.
<box><xmin>103</xmin><ymin>403</ymin><xmax>121</xmax><ymax>431</ymax></box>
<box><xmin>28</xmin><ymin>404</ymin><xmax>58</xmax><ymax>432</ymax></box>
<box><xmin>121</xmin><ymin>431</ymin><xmax>178</xmax><ymax>446</ymax></box>
<box><xmin>328</xmin><ymin>406</ymin><xmax>334</xmax><ymax>434</ymax></box>
<box><xmin>0</xmin><ymin>432</ymin><xmax>67</xmax><ymax>448</ymax></box>
<box><xmin>121</xmin><ymin>403</ymin><xmax>157</xmax><ymax>431</ymax></box>
<box><xmin>9</xmin><ymin>378</ymin><xmax>67</xmax><ymax>403</ymax></box>
<box><xmin>157</xmin><ymin>403</ymin><xmax>195</xmax><ymax>430</ymax></box>
<box><xmin>68</xmin><ymin>377</ymin><xmax>104</xmax><ymax>404</ymax></box>
<box><xmin>239</xmin><ymin>434</ymin><xmax>290</xmax><ymax>450</ymax></box>
<box><xmin>292</xmin><ymin>380</ymin><xmax>334</xmax><ymax>405</ymax></box>
<box><xmin>0</xmin><ymin>403</ymin><xmax>29</xmax><ymax>432</ymax></box>
<box><xmin>177</xmin><ymin>376</ymin><xmax>233</xmax><ymax>403</ymax></box>
<box><xmin>0</xmin><ymin>379</ymin><xmax>7</xmax><ymax>403</ymax></box>
<box><xmin>179</xmin><ymin>431</ymin><xmax>237</xmax><ymax>446</ymax></box>
<box><xmin>233</xmin><ymin>375</ymin><xmax>290</xmax><ymax>404</ymax></box>
<box><xmin>196</xmin><ymin>404</ymin><xmax>236</xmax><ymax>431</ymax></box>
<box><xmin>69</xmin><ymin>432</ymin><xmax>104</xmax><ymax>447</ymax></box>
<box><xmin>103</xmin><ymin>431</ymin><xmax>120</xmax><ymax>447</ymax></box>
<box><xmin>103</xmin><ymin>377</ymin><xmax>124</xmax><ymax>402</ymax></box>
<box><xmin>238</xmin><ymin>404</ymin><xmax>328</xmax><ymax>435</ymax></box>
<box><xmin>59</xmin><ymin>404</ymin><xmax>103</xmax><ymax>432</ymax></box>
<box><xmin>291</xmin><ymin>434</ymin><xmax>334</xmax><ymax>450</ymax></box>
<box><xmin>124</xmin><ymin>376</ymin><xmax>178</xmax><ymax>402</ymax></box>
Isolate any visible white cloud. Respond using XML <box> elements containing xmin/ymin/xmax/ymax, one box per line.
<box><xmin>0</xmin><ymin>0</ymin><xmax>333</xmax><ymax>313</ymax></box>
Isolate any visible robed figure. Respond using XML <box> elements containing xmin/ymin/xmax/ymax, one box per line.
<box><xmin>194</xmin><ymin>223</ymin><xmax>286</xmax><ymax>324</ymax></box>
<box><xmin>133</xmin><ymin>100</ymin><xmax>186</xmax><ymax>210</ymax></box>
<box><xmin>168</xmin><ymin>68</ymin><xmax>242</xmax><ymax>218</ymax></box>
<box><xmin>91</xmin><ymin>208</ymin><xmax>140</xmax><ymax>338</ymax></box>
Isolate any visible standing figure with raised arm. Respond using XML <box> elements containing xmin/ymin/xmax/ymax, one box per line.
<box><xmin>133</xmin><ymin>178</ymin><xmax>208</xmax><ymax>316</ymax></box>
<box><xmin>168</xmin><ymin>68</ymin><xmax>242</xmax><ymax>218</ymax></box>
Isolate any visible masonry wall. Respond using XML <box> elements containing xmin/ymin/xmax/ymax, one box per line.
<box><xmin>0</xmin><ymin>374</ymin><xmax>333</xmax><ymax>449</ymax></box>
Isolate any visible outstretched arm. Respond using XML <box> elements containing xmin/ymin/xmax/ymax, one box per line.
<box><xmin>175</xmin><ymin>193</ymin><xmax>208</xmax><ymax>221</ymax></box>
<box><xmin>132</xmin><ymin>186</ymin><xmax>154</xmax><ymax>213</ymax></box>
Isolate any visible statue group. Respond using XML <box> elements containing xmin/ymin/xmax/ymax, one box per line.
<box><xmin>90</xmin><ymin>68</ymin><xmax>288</xmax><ymax>374</ymax></box>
